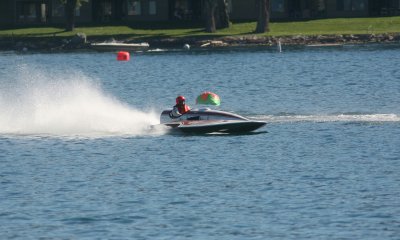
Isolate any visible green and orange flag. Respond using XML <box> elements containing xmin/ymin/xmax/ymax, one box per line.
<box><xmin>196</xmin><ymin>92</ymin><xmax>221</xmax><ymax>106</ymax></box>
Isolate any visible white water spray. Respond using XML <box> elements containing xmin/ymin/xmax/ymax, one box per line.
<box><xmin>0</xmin><ymin>67</ymin><xmax>161</xmax><ymax>137</ymax></box>
<box><xmin>277</xmin><ymin>39</ymin><xmax>282</xmax><ymax>53</ymax></box>
<box><xmin>252</xmin><ymin>113</ymin><xmax>400</xmax><ymax>123</ymax></box>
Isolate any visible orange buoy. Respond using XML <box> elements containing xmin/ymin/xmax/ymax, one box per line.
<box><xmin>117</xmin><ymin>51</ymin><xmax>130</xmax><ymax>61</ymax></box>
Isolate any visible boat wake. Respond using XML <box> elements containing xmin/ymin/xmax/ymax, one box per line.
<box><xmin>251</xmin><ymin>113</ymin><xmax>400</xmax><ymax>123</ymax></box>
<box><xmin>0</xmin><ymin>67</ymin><xmax>162</xmax><ymax>137</ymax></box>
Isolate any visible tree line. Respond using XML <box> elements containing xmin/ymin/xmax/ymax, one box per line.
<box><xmin>63</xmin><ymin>0</ymin><xmax>270</xmax><ymax>33</ymax></box>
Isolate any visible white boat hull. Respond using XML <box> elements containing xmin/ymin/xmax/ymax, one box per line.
<box><xmin>90</xmin><ymin>42</ymin><xmax>149</xmax><ymax>51</ymax></box>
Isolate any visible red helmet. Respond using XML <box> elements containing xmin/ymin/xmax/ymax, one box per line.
<box><xmin>176</xmin><ymin>96</ymin><xmax>185</xmax><ymax>104</ymax></box>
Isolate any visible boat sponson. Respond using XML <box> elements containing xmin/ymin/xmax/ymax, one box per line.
<box><xmin>169</xmin><ymin>120</ymin><xmax>266</xmax><ymax>134</ymax></box>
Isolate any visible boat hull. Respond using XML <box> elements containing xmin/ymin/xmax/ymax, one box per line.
<box><xmin>165</xmin><ymin>120</ymin><xmax>266</xmax><ymax>134</ymax></box>
<box><xmin>160</xmin><ymin>109</ymin><xmax>266</xmax><ymax>134</ymax></box>
<box><xmin>90</xmin><ymin>43</ymin><xmax>149</xmax><ymax>52</ymax></box>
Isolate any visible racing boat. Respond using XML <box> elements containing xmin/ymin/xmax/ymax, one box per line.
<box><xmin>160</xmin><ymin>108</ymin><xmax>266</xmax><ymax>134</ymax></box>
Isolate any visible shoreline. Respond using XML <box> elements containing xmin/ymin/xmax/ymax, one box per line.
<box><xmin>1</xmin><ymin>33</ymin><xmax>400</xmax><ymax>52</ymax></box>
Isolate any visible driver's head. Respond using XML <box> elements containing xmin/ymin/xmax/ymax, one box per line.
<box><xmin>176</xmin><ymin>96</ymin><xmax>186</xmax><ymax>105</ymax></box>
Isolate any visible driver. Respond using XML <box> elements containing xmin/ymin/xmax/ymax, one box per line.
<box><xmin>170</xmin><ymin>95</ymin><xmax>191</xmax><ymax>118</ymax></box>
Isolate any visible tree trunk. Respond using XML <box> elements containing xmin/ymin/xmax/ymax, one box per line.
<box><xmin>216</xmin><ymin>0</ymin><xmax>230</xmax><ymax>29</ymax></box>
<box><xmin>65</xmin><ymin>0</ymin><xmax>77</xmax><ymax>31</ymax></box>
<box><xmin>255</xmin><ymin>0</ymin><xmax>270</xmax><ymax>33</ymax></box>
<box><xmin>204</xmin><ymin>0</ymin><xmax>217</xmax><ymax>33</ymax></box>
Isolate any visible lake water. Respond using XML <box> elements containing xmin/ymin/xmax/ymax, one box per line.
<box><xmin>0</xmin><ymin>44</ymin><xmax>399</xmax><ymax>239</ymax></box>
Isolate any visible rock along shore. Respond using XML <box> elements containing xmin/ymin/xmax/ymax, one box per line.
<box><xmin>1</xmin><ymin>32</ymin><xmax>400</xmax><ymax>52</ymax></box>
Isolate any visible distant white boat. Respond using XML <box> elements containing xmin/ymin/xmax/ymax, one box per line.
<box><xmin>307</xmin><ymin>43</ymin><xmax>343</xmax><ymax>47</ymax></box>
<box><xmin>90</xmin><ymin>42</ymin><xmax>150</xmax><ymax>51</ymax></box>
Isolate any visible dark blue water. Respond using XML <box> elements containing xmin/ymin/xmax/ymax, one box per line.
<box><xmin>1</xmin><ymin>45</ymin><xmax>400</xmax><ymax>239</ymax></box>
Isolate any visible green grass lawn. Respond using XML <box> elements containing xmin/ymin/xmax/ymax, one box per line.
<box><xmin>1</xmin><ymin>17</ymin><xmax>399</xmax><ymax>40</ymax></box>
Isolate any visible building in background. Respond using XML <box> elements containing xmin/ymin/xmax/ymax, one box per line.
<box><xmin>0</xmin><ymin>0</ymin><xmax>92</xmax><ymax>26</ymax></box>
<box><xmin>1</xmin><ymin>0</ymin><xmax>400</xmax><ymax>27</ymax></box>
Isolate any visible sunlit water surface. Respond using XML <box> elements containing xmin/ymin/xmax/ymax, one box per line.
<box><xmin>1</xmin><ymin>45</ymin><xmax>399</xmax><ymax>239</ymax></box>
